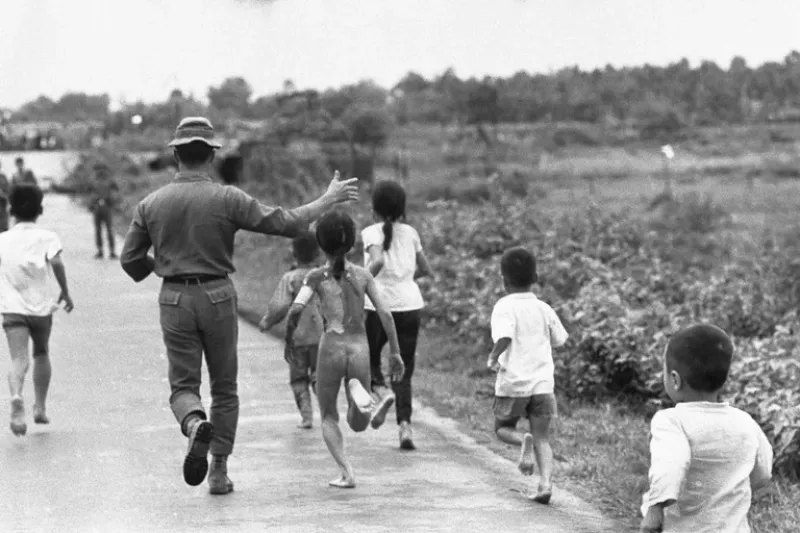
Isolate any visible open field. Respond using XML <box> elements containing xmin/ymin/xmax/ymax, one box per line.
<box><xmin>67</xmin><ymin>121</ymin><xmax>800</xmax><ymax>532</ymax></box>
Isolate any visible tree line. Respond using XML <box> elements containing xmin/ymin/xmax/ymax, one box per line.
<box><xmin>8</xmin><ymin>51</ymin><xmax>800</xmax><ymax>133</ymax></box>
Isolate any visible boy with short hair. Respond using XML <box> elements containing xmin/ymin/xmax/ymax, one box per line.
<box><xmin>486</xmin><ymin>246</ymin><xmax>568</xmax><ymax>504</ymax></box>
<box><xmin>0</xmin><ymin>184</ymin><xmax>74</xmax><ymax>436</ymax></box>
<box><xmin>640</xmin><ymin>324</ymin><xmax>773</xmax><ymax>533</ymax></box>
<box><xmin>258</xmin><ymin>231</ymin><xmax>323</xmax><ymax>429</ymax></box>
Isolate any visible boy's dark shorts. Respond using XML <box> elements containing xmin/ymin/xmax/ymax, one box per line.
<box><xmin>2</xmin><ymin>313</ymin><xmax>53</xmax><ymax>358</ymax></box>
<box><xmin>493</xmin><ymin>393</ymin><xmax>558</xmax><ymax>430</ymax></box>
<box><xmin>289</xmin><ymin>344</ymin><xmax>318</xmax><ymax>387</ymax></box>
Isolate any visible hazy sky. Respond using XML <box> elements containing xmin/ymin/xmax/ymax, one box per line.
<box><xmin>2</xmin><ymin>0</ymin><xmax>799</xmax><ymax>108</ymax></box>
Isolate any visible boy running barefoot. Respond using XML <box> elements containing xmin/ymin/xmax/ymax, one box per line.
<box><xmin>0</xmin><ymin>184</ymin><xmax>74</xmax><ymax>436</ymax></box>
<box><xmin>486</xmin><ymin>247</ymin><xmax>568</xmax><ymax>504</ymax></box>
<box><xmin>640</xmin><ymin>324</ymin><xmax>773</xmax><ymax>533</ymax></box>
<box><xmin>259</xmin><ymin>231</ymin><xmax>323</xmax><ymax>429</ymax></box>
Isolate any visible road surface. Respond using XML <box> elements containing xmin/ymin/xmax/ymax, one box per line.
<box><xmin>0</xmin><ymin>194</ymin><xmax>621</xmax><ymax>533</ymax></box>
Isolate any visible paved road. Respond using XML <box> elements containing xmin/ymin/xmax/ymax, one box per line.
<box><xmin>0</xmin><ymin>194</ymin><xmax>621</xmax><ymax>533</ymax></box>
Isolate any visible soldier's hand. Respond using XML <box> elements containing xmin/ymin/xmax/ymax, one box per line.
<box><xmin>324</xmin><ymin>170</ymin><xmax>359</xmax><ymax>206</ymax></box>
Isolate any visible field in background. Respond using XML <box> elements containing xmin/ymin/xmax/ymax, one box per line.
<box><xmin>65</xmin><ymin>121</ymin><xmax>800</xmax><ymax>532</ymax></box>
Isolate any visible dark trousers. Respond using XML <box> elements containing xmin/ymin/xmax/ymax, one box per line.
<box><xmin>159</xmin><ymin>278</ymin><xmax>239</xmax><ymax>456</ymax></box>
<box><xmin>93</xmin><ymin>206</ymin><xmax>115</xmax><ymax>254</ymax></box>
<box><xmin>365</xmin><ymin>309</ymin><xmax>420</xmax><ymax>424</ymax></box>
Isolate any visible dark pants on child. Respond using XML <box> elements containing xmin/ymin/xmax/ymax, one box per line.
<box><xmin>290</xmin><ymin>344</ymin><xmax>318</xmax><ymax>421</ymax></box>
<box><xmin>159</xmin><ymin>278</ymin><xmax>239</xmax><ymax>456</ymax></box>
<box><xmin>94</xmin><ymin>206</ymin><xmax>115</xmax><ymax>254</ymax></box>
<box><xmin>365</xmin><ymin>309</ymin><xmax>420</xmax><ymax>424</ymax></box>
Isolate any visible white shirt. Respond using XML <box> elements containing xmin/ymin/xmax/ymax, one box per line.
<box><xmin>490</xmin><ymin>293</ymin><xmax>568</xmax><ymax>397</ymax></box>
<box><xmin>362</xmin><ymin>222</ymin><xmax>424</xmax><ymax>312</ymax></box>
<box><xmin>641</xmin><ymin>402</ymin><xmax>774</xmax><ymax>533</ymax></box>
<box><xmin>0</xmin><ymin>222</ymin><xmax>63</xmax><ymax>316</ymax></box>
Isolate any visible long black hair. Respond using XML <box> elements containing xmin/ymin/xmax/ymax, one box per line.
<box><xmin>315</xmin><ymin>210</ymin><xmax>356</xmax><ymax>280</ymax></box>
<box><xmin>371</xmin><ymin>180</ymin><xmax>406</xmax><ymax>252</ymax></box>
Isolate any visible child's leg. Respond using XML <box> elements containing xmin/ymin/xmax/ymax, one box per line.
<box><xmin>5</xmin><ymin>317</ymin><xmax>31</xmax><ymax>398</ymax></box>
<box><xmin>4</xmin><ymin>315</ymin><xmax>31</xmax><ymax>436</ymax></box>
<box><xmin>391</xmin><ymin>310</ymin><xmax>420</xmax><ymax>425</ymax></box>
<box><xmin>344</xmin><ymin>338</ymin><xmax>373</xmax><ymax>433</ymax></box>
<box><xmin>289</xmin><ymin>345</ymin><xmax>313</xmax><ymax>428</ymax></box>
<box><xmin>30</xmin><ymin>316</ymin><xmax>53</xmax><ymax>422</ymax></box>
<box><xmin>316</xmin><ymin>335</ymin><xmax>355</xmax><ymax>488</ymax></box>
<box><xmin>364</xmin><ymin>311</ymin><xmax>389</xmax><ymax>395</ymax></box>
<box><xmin>527</xmin><ymin>393</ymin><xmax>558</xmax><ymax>503</ymax></box>
<box><xmin>308</xmin><ymin>345</ymin><xmax>318</xmax><ymax>396</ymax></box>
<box><xmin>493</xmin><ymin>396</ymin><xmax>526</xmax><ymax>445</ymax></box>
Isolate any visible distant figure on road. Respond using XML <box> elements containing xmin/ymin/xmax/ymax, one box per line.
<box><xmin>12</xmin><ymin>157</ymin><xmax>37</xmax><ymax>188</ymax></box>
<box><xmin>89</xmin><ymin>162</ymin><xmax>119</xmax><ymax>259</ymax></box>
<box><xmin>119</xmin><ymin>116</ymin><xmax>359</xmax><ymax>496</ymax></box>
<box><xmin>284</xmin><ymin>210</ymin><xmax>405</xmax><ymax>489</ymax></box>
<box><xmin>258</xmin><ymin>231</ymin><xmax>323</xmax><ymax>429</ymax></box>
<box><xmin>0</xmin><ymin>184</ymin><xmax>74</xmax><ymax>437</ymax></box>
<box><xmin>639</xmin><ymin>324</ymin><xmax>773</xmax><ymax>533</ymax></box>
<box><xmin>362</xmin><ymin>180</ymin><xmax>434</xmax><ymax>451</ymax></box>
<box><xmin>0</xmin><ymin>162</ymin><xmax>9</xmax><ymax>232</ymax></box>
<box><xmin>486</xmin><ymin>246</ymin><xmax>568</xmax><ymax>505</ymax></box>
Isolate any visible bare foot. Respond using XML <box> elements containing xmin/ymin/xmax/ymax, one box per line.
<box><xmin>518</xmin><ymin>433</ymin><xmax>535</xmax><ymax>476</ymax></box>
<box><xmin>529</xmin><ymin>484</ymin><xmax>552</xmax><ymax>505</ymax></box>
<box><xmin>328</xmin><ymin>476</ymin><xmax>356</xmax><ymax>489</ymax></box>
<box><xmin>10</xmin><ymin>397</ymin><xmax>27</xmax><ymax>437</ymax></box>
<box><xmin>347</xmin><ymin>379</ymin><xmax>374</xmax><ymax>415</ymax></box>
<box><xmin>298</xmin><ymin>421</ymin><xmax>313</xmax><ymax>429</ymax></box>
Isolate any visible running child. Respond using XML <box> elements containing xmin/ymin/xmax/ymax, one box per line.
<box><xmin>0</xmin><ymin>184</ymin><xmax>74</xmax><ymax>436</ymax></box>
<box><xmin>640</xmin><ymin>324</ymin><xmax>773</xmax><ymax>533</ymax></box>
<box><xmin>285</xmin><ymin>210</ymin><xmax>405</xmax><ymax>489</ymax></box>
<box><xmin>258</xmin><ymin>231</ymin><xmax>323</xmax><ymax>429</ymax></box>
<box><xmin>486</xmin><ymin>246</ymin><xmax>568</xmax><ymax>504</ymax></box>
<box><xmin>362</xmin><ymin>180</ymin><xmax>433</xmax><ymax>450</ymax></box>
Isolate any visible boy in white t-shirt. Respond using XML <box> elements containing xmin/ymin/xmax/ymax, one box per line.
<box><xmin>486</xmin><ymin>246</ymin><xmax>568</xmax><ymax>504</ymax></box>
<box><xmin>0</xmin><ymin>184</ymin><xmax>74</xmax><ymax>436</ymax></box>
<box><xmin>640</xmin><ymin>324</ymin><xmax>773</xmax><ymax>533</ymax></box>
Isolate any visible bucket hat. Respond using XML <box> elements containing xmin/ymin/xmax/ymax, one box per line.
<box><xmin>168</xmin><ymin>117</ymin><xmax>222</xmax><ymax>148</ymax></box>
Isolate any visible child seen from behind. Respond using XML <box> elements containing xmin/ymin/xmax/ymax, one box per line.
<box><xmin>0</xmin><ymin>184</ymin><xmax>74</xmax><ymax>436</ymax></box>
<box><xmin>640</xmin><ymin>324</ymin><xmax>773</xmax><ymax>533</ymax></box>
<box><xmin>285</xmin><ymin>210</ymin><xmax>405</xmax><ymax>488</ymax></box>
<box><xmin>487</xmin><ymin>246</ymin><xmax>568</xmax><ymax>504</ymax></box>
<box><xmin>362</xmin><ymin>180</ymin><xmax>434</xmax><ymax>450</ymax></box>
<box><xmin>259</xmin><ymin>231</ymin><xmax>323</xmax><ymax>429</ymax></box>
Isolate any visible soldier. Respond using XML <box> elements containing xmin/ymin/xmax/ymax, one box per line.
<box><xmin>89</xmin><ymin>162</ymin><xmax>119</xmax><ymax>259</ymax></box>
<box><xmin>120</xmin><ymin>117</ymin><xmax>359</xmax><ymax>495</ymax></box>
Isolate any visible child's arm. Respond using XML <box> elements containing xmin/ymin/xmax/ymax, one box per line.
<box><xmin>364</xmin><ymin>273</ymin><xmax>405</xmax><ymax>383</ymax></box>
<box><xmin>258</xmin><ymin>274</ymin><xmax>294</xmax><ymax>332</ymax></box>
<box><xmin>486</xmin><ymin>338</ymin><xmax>511</xmax><ymax>371</ymax></box>
<box><xmin>285</xmin><ymin>285</ymin><xmax>314</xmax><ymax>345</ymax></box>
<box><xmin>547</xmin><ymin>307</ymin><xmax>569</xmax><ymax>348</ymax></box>
<box><xmin>639</xmin><ymin>411</ymin><xmax>691</xmax><ymax>532</ymax></box>
<box><xmin>487</xmin><ymin>301</ymin><xmax>514</xmax><ymax>371</ymax></box>
<box><xmin>364</xmin><ymin>244</ymin><xmax>385</xmax><ymax>277</ymax></box>
<box><xmin>750</xmin><ymin>423</ymin><xmax>774</xmax><ymax>492</ymax></box>
<box><xmin>49</xmin><ymin>253</ymin><xmax>74</xmax><ymax>313</ymax></box>
<box><xmin>414</xmin><ymin>250</ymin><xmax>434</xmax><ymax>280</ymax></box>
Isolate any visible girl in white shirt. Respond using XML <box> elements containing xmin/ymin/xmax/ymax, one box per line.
<box><xmin>362</xmin><ymin>180</ymin><xmax>433</xmax><ymax>450</ymax></box>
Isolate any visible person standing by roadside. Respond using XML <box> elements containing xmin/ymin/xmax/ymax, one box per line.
<box><xmin>12</xmin><ymin>157</ymin><xmax>37</xmax><ymax>187</ymax></box>
<box><xmin>362</xmin><ymin>180</ymin><xmax>434</xmax><ymax>450</ymax></box>
<box><xmin>120</xmin><ymin>117</ymin><xmax>359</xmax><ymax>496</ymax></box>
<box><xmin>89</xmin><ymin>162</ymin><xmax>119</xmax><ymax>259</ymax></box>
<box><xmin>0</xmin><ymin>162</ymin><xmax>9</xmax><ymax>232</ymax></box>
